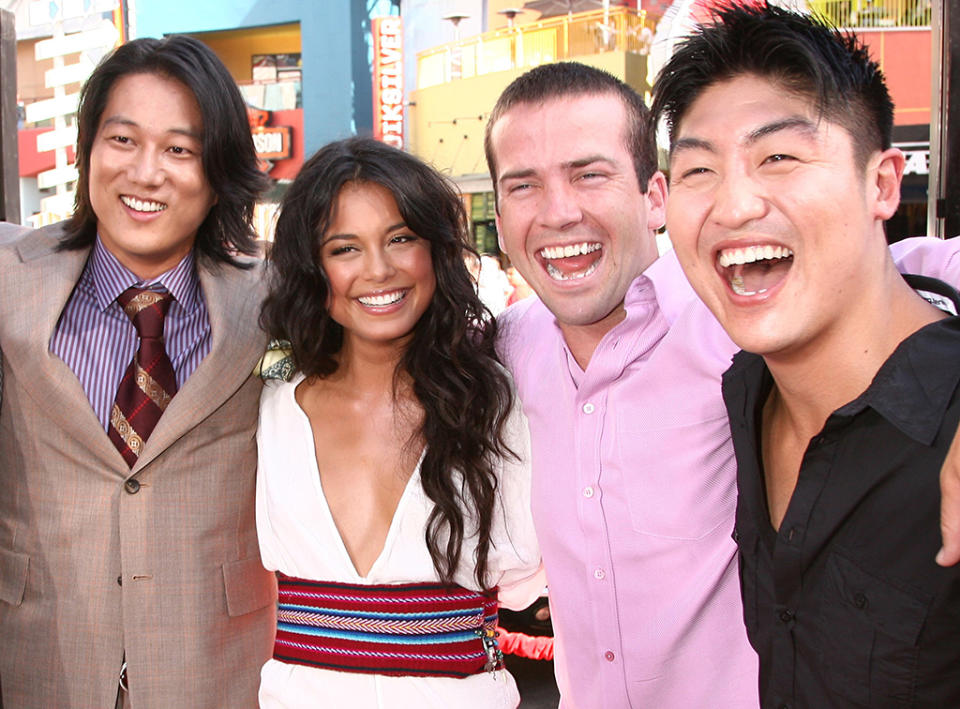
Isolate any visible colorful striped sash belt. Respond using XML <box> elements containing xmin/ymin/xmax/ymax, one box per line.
<box><xmin>273</xmin><ymin>575</ymin><xmax>504</xmax><ymax>678</ymax></box>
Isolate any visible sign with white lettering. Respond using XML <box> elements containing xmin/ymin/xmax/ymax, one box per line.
<box><xmin>372</xmin><ymin>16</ymin><xmax>404</xmax><ymax>149</ymax></box>
<box><xmin>252</xmin><ymin>126</ymin><xmax>292</xmax><ymax>160</ymax></box>
<box><xmin>894</xmin><ymin>142</ymin><xmax>931</xmax><ymax>176</ymax></box>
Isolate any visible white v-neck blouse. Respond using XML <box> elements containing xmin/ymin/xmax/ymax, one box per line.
<box><xmin>256</xmin><ymin>374</ymin><xmax>544</xmax><ymax>708</ymax></box>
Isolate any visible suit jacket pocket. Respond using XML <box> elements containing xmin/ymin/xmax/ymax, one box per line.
<box><xmin>222</xmin><ymin>557</ymin><xmax>276</xmax><ymax>617</ymax></box>
<box><xmin>818</xmin><ymin>551</ymin><xmax>928</xmax><ymax>707</ymax></box>
<box><xmin>0</xmin><ymin>546</ymin><xmax>29</xmax><ymax>606</ymax></box>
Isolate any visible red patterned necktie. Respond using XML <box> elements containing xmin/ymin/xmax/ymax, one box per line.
<box><xmin>108</xmin><ymin>287</ymin><xmax>178</xmax><ymax>467</ymax></box>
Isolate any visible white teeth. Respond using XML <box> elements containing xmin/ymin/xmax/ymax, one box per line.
<box><xmin>545</xmin><ymin>260</ymin><xmax>599</xmax><ymax>282</ymax></box>
<box><xmin>717</xmin><ymin>245</ymin><xmax>793</xmax><ymax>268</ymax></box>
<box><xmin>538</xmin><ymin>242</ymin><xmax>601</xmax><ymax>260</ymax></box>
<box><xmin>121</xmin><ymin>196</ymin><xmax>167</xmax><ymax>213</ymax></box>
<box><xmin>358</xmin><ymin>290</ymin><xmax>405</xmax><ymax>307</ymax></box>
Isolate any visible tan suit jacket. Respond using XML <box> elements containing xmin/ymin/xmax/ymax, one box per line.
<box><xmin>0</xmin><ymin>222</ymin><xmax>276</xmax><ymax>708</ymax></box>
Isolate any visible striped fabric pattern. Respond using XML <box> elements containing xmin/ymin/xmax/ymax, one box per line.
<box><xmin>50</xmin><ymin>238</ymin><xmax>210</xmax><ymax>430</ymax></box>
<box><xmin>274</xmin><ymin>576</ymin><xmax>503</xmax><ymax>678</ymax></box>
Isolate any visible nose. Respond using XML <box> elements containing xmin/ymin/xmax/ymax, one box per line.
<box><xmin>709</xmin><ymin>172</ymin><xmax>767</xmax><ymax>229</ymax></box>
<box><xmin>537</xmin><ymin>178</ymin><xmax>583</xmax><ymax>230</ymax></box>
<box><xmin>128</xmin><ymin>149</ymin><xmax>164</xmax><ymax>187</ymax></box>
<box><xmin>364</xmin><ymin>246</ymin><xmax>397</xmax><ymax>282</ymax></box>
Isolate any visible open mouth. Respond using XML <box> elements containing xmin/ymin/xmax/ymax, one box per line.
<box><xmin>121</xmin><ymin>195</ymin><xmax>167</xmax><ymax>213</ymax></box>
<box><xmin>357</xmin><ymin>290</ymin><xmax>407</xmax><ymax>307</ymax></box>
<box><xmin>538</xmin><ymin>242</ymin><xmax>602</xmax><ymax>282</ymax></box>
<box><xmin>717</xmin><ymin>244</ymin><xmax>794</xmax><ymax>297</ymax></box>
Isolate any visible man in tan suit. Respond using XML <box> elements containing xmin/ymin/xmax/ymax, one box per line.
<box><xmin>0</xmin><ymin>36</ymin><xmax>275</xmax><ymax>707</ymax></box>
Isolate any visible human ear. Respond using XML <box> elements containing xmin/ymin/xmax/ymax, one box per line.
<box><xmin>871</xmin><ymin>148</ymin><xmax>905</xmax><ymax>221</ymax></box>
<box><xmin>495</xmin><ymin>210</ymin><xmax>507</xmax><ymax>254</ymax></box>
<box><xmin>645</xmin><ymin>171</ymin><xmax>668</xmax><ymax>231</ymax></box>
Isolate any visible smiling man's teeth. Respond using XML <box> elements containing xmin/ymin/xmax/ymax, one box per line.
<box><xmin>718</xmin><ymin>245</ymin><xmax>793</xmax><ymax>268</ymax></box>
<box><xmin>539</xmin><ymin>242</ymin><xmax>601</xmax><ymax>260</ymax></box>
<box><xmin>545</xmin><ymin>260</ymin><xmax>599</xmax><ymax>281</ymax></box>
<box><xmin>121</xmin><ymin>196</ymin><xmax>167</xmax><ymax>213</ymax></box>
<box><xmin>358</xmin><ymin>291</ymin><xmax>405</xmax><ymax>307</ymax></box>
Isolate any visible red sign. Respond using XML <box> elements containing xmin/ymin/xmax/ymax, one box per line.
<box><xmin>246</xmin><ymin>105</ymin><xmax>294</xmax><ymax>170</ymax></box>
<box><xmin>252</xmin><ymin>126</ymin><xmax>292</xmax><ymax>160</ymax></box>
<box><xmin>372</xmin><ymin>16</ymin><xmax>404</xmax><ymax>149</ymax></box>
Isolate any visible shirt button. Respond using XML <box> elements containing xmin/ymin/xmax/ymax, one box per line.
<box><xmin>583</xmin><ymin>486</ymin><xmax>595</xmax><ymax>498</ymax></box>
<box><xmin>854</xmin><ymin>592</ymin><xmax>868</xmax><ymax>609</ymax></box>
<box><xmin>594</xmin><ymin>568</ymin><xmax>605</xmax><ymax>580</ymax></box>
<box><xmin>582</xmin><ymin>402</ymin><xmax>595</xmax><ymax>414</ymax></box>
<box><xmin>779</xmin><ymin>609</ymin><xmax>794</xmax><ymax>623</ymax></box>
<box><xmin>117</xmin><ymin>575</ymin><xmax>122</xmax><ymax>587</ymax></box>
<box><xmin>124</xmin><ymin>479</ymin><xmax>141</xmax><ymax>494</ymax></box>
<box><xmin>604</xmin><ymin>650</ymin><xmax>615</xmax><ymax>662</ymax></box>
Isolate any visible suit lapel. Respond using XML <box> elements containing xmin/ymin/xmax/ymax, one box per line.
<box><xmin>133</xmin><ymin>260</ymin><xmax>266</xmax><ymax>471</ymax></box>
<box><xmin>6</xmin><ymin>227</ymin><xmax>128</xmax><ymax>471</ymax></box>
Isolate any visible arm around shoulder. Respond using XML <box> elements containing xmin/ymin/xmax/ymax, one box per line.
<box><xmin>891</xmin><ymin>236</ymin><xmax>960</xmax><ymax>565</ymax></box>
<box><xmin>890</xmin><ymin>235</ymin><xmax>960</xmax><ymax>287</ymax></box>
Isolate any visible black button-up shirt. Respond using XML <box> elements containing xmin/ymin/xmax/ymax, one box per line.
<box><xmin>722</xmin><ymin>276</ymin><xmax>960</xmax><ymax>708</ymax></box>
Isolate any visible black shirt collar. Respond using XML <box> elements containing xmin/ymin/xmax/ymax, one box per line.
<box><xmin>724</xmin><ymin>274</ymin><xmax>960</xmax><ymax>446</ymax></box>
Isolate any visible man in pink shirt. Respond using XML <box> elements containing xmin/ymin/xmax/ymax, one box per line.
<box><xmin>486</xmin><ymin>62</ymin><xmax>960</xmax><ymax>707</ymax></box>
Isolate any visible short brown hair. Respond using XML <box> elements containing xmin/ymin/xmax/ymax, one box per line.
<box><xmin>484</xmin><ymin>62</ymin><xmax>658</xmax><ymax>206</ymax></box>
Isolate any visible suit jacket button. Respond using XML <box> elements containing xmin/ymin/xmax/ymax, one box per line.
<box><xmin>124</xmin><ymin>479</ymin><xmax>141</xmax><ymax>494</ymax></box>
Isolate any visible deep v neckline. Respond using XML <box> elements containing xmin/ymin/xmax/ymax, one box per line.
<box><xmin>288</xmin><ymin>375</ymin><xmax>426</xmax><ymax>580</ymax></box>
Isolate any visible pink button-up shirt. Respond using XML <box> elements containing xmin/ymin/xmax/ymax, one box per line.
<box><xmin>498</xmin><ymin>238</ymin><xmax>960</xmax><ymax>709</ymax></box>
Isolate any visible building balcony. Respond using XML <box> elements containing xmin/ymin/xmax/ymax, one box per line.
<box><xmin>411</xmin><ymin>7</ymin><xmax>654</xmax><ymax>186</ymax></box>
<box><xmin>416</xmin><ymin>7</ymin><xmax>655</xmax><ymax>90</ymax></box>
<box><xmin>808</xmin><ymin>0</ymin><xmax>931</xmax><ymax>29</ymax></box>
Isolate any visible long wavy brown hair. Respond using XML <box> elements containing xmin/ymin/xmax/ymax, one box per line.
<box><xmin>260</xmin><ymin>136</ymin><xmax>517</xmax><ymax>588</ymax></box>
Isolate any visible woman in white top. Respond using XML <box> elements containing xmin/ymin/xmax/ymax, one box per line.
<box><xmin>256</xmin><ymin>136</ymin><xmax>543</xmax><ymax>708</ymax></box>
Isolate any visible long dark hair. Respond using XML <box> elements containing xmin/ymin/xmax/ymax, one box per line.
<box><xmin>61</xmin><ymin>35</ymin><xmax>268</xmax><ymax>267</ymax></box>
<box><xmin>261</xmin><ymin>136</ymin><xmax>516</xmax><ymax>588</ymax></box>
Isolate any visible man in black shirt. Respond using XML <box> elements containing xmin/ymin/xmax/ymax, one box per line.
<box><xmin>651</xmin><ymin>4</ymin><xmax>960</xmax><ymax>707</ymax></box>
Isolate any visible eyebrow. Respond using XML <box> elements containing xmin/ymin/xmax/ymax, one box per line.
<box><xmin>101</xmin><ymin>116</ymin><xmax>202</xmax><ymax>141</ymax></box>
<box><xmin>322</xmin><ymin>222</ymin><xmax>408</xmax><ymax>244</ymax></box>
<box><xmin>671</xmin><ymin>116</ymin><xmax>819</xmax><ymax>158</ymax></box>
<box><xmin>746</xmin><ymin>116</ymin><xmax>818</xmax><ymax>144</ymax></box>
<box><xmin>498</xmin><ymin>155</ymin><xmax>616</xmax><ymax>184</ymax></box>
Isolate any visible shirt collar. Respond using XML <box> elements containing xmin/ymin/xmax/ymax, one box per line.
<box><xmin>838</xmin><ymin>325</ymin><xmax>960</xmax><ymax>445</ymax></box>
<box><xmin>726</xmin><ymin>276</ymin><xmax>960</xmax><ymax>447</ymax></box>
<box><xmin>89</xmin><ymin>236</ymin><xmax>202</xmax><ymax>313</ymax></box>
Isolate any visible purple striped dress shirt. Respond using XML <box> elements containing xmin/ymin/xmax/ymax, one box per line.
<box><xmin>50</xmin><ymin>238</ymin><xmax>211</xmax><ymax>430</ymax></box>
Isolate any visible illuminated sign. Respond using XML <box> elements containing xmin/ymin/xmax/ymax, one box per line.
<box><xmin>253</xmin><ymin>127</ymin><xmax>292</xmax><ymax>160</ymax></box>
<box><xmin>895</xmin><ymin>142</ymin><xmax>931</xmax><ymax>176</ymax></box>
<box><xmin>372</xmin><ymin>16</ymin><xmax>403</xmax><ymax>149</ymax></box>
<box><xmin>247</xmin><ymin>106</ymin><xmax>293</xmax><ymax>166</ymax></box>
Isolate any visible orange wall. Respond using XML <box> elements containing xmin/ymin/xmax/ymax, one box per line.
<box><xmin>187</xmin><ymin>23</ymin><xmax>301</xmax><ymax>82</ymax></box>
<box><xmin>17</xmin><ymin>39</ymin><xmax>82</xmax><ymax>106</ymax></box>
<box><xmin>860</xmin><ymin>28</ymin><xmax>931</xmax><ymax>126</ymax></box>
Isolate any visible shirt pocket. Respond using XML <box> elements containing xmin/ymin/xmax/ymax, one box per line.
<box><xmin>615</xmin><ymin>414</ymin><xmax>735</xmax><ymax>539</ymax></box>
<box><xmin>817</xmin><ymin>551</ymin><xmax>928</xmax><ymax>707</ymax></box>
